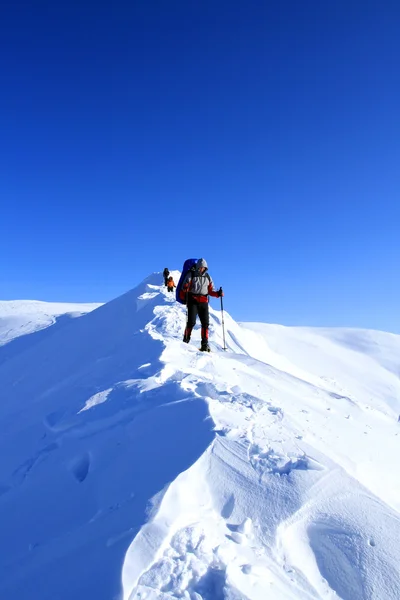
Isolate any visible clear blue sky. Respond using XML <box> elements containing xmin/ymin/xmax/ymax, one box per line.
<box><xmin>1</xmin><ymin>1</ymin><xmax>400</xmax><ymax>331</ymax></box>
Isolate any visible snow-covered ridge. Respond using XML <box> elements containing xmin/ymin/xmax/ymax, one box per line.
<box><xmin>0</xmin><ymin>273</ymin><xmax>399</xmax><ymax>600</ymax></box>
<box><xmin>0</xmin><ymin>299</ymin><xmax>102</xmax><ymax>346</ymax></box>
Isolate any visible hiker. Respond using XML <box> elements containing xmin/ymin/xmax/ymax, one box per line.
<box><xmin>163</xmin><ymin>268</ymin><xmax>170</xmax><ymax>286</ymax></box>
<box><xmin>167</xmin><ymin>276</ymin><xmax>176</xmax><ymax>293</ymax></box>
<box><xmin>181</xmin><ymin>258</ymin><xmax>223</xmax><ymax>351</ymax></box>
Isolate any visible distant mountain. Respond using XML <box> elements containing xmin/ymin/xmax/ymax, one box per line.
<box><xmin>0</xmin><ymin>299</ymin><xmax>101</xmax><ymax>345</ymax></box>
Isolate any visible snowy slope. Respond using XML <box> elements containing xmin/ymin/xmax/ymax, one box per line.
<box><xmin>0</xmin><ymin>274</ymin><xmax>399</xmax><ymax>600</ymax></box>
<box><xmin>0</xmin><ymin>299</ymin><xmax>101</xmax><ymax>345</ymax></box>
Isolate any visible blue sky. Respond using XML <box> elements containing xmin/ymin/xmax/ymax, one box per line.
<box><xmin>1</xmin><ymin>1</ymin><xmax>400</xmax><ymax>331</ymax></box>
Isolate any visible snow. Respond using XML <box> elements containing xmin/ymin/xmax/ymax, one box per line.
<box><xmin>0</xmin><ymin>272</ymin><xmax>399</xmax><ymax>600</ymax></box>
<box><xmin>0</xmin><ymin>299</ymin><xmax>101</xmax><ymax>345</ymax></box>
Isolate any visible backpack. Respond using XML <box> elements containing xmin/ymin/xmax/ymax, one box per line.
<box><xmin>176</xmin><ymin>258</ymin><xmax>198</xmax><ymax>304</ymax></box>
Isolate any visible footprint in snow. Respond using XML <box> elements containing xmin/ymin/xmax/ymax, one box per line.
<box><xmin>267</xmin><ymin>405</ymin><xmax>284</xmax><ymax>419</ymax></box>
<box><xmin>250</xmin><ymin>443</ymin><xmax>323</xmax><ymax>477</ymax></box>
<box><xmin>227</xmin><ymin>518</ymin><xmax>252</xmax><ymax>535</ymax></box>
<box><xmin>226</xmin><ymin>532</ymin><xmax>245</xmax><ymax>544</ymax></box>
<box><xmin>221</xmin><ymin>493</ymin><xmax>235</xmax><ymax>519</ymax></box>
<box><xmin>44</xmin><ymin>410</ymin><xmax>65</xmax><ymax>429</ymax></box>
<box><xmin>70</xmin><ymin>452</ymin><xmax>91</xmax><ymax>483</ymax></box>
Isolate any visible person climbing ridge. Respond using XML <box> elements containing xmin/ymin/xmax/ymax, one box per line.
<box><xmin>167</xmin><ymin>276</ymin><xmax>176</xmax><ymax>293</ymax></box>
<box><xmin>163</xmin><ymin>268</ymin><xmax>170</xmax><ymax>286</ymax></box>
<box><xmin>181</xmin><ymin>258</ymin><xmax>223</xmax><ymax>352</ymax></box>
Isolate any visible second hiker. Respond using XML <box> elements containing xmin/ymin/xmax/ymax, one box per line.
<box><xmin>167</xmin><ymin>276</ymin><xmax>176</xmax><ymax>293</ymax></box>
<box><xmin>182</xmin><ymin>258</ymin><xmax>223</xmax><ymax>352</ymax></box>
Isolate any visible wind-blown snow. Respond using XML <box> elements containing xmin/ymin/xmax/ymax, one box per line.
<box><xmin>0</xmin><ymin>274</ymin><xmax>399</xmax><ymax>600</ymax></box>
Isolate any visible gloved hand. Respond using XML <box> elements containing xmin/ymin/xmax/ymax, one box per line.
<box><xmin>218</xmin><ymin>288</ymin><xmax>224</xmax><ymax>297</ymax></box>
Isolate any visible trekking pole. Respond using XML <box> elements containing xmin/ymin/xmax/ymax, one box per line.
<box><xmin>219</xmin><ymin>287</ymin><xmax>227</xmax><ymax>351</ymax></box>
<box><xmin>185</xmin><ymin>289</ymin><xmax>189</xmax><ymax>336</ymax></box>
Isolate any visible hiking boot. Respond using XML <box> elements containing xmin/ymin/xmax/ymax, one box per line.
<box><xmin>183</xmin><ymin>335</ymin><xmax>190</xmax><ymax>343</ymax></box>
<box><xmin>200</xmin><ymin>343</ymin><xmax>211</xmax><ymax>352</ymax></box>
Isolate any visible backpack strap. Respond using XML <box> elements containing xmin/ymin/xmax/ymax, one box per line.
<box><xmin>184</xmin><ymin>269</ymin><xmax>193</xmax><ymax>289</ymax></box>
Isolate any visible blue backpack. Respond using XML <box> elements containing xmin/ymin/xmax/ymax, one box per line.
<box><xmin>176</xmin><ymin>258</ymin><xmax>198</xmax><ymax>304</ymax></box>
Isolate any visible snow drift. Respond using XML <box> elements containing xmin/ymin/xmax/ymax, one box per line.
<box><xmin>0</xmin><ymin>273</ymin><xmax>399</xmax><ymax>600</ymax></box>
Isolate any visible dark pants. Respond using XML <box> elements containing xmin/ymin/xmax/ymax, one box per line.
<box><xmin>184</xmin><ymin>297</ymin><xmax>209</xmax><ymax>344</ymax></box>
<box><xmin>167</xmin><ymin>287</ymin><xmax>174</xmax><ymax>293</ymax></box>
